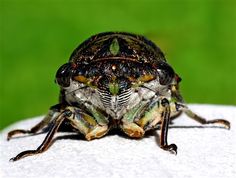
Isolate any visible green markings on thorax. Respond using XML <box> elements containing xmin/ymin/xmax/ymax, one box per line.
<box><xmin>110</xmin><ymin>38</ymin><xmax>120</xmax><ymax>56</ymax></box>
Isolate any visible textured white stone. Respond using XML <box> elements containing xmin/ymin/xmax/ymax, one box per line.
<box><xmin>0</xmin><ymin>104</ymin><xmax>236</xmax><ymax>178</ymax></box>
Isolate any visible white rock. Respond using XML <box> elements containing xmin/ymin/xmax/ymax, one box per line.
<box><xmin>0</xmin><ymin>104</ymin><xmax>236</xmax><ymax>178</ymax></box>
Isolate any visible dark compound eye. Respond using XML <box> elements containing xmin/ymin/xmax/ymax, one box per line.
<box><xmin>157</xmin><ymin>62</ymin><xmax>175</xmax><ymax>85</ymax></box>
<box><xmin>55</xmin><ymin>63</ymin><xmax>75</xmax><ymax>87</ymax></box>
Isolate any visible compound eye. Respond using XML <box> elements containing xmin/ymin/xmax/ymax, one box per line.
<box><xmin>55</xmin><ymin>63</ymin><xmax>74</xmax><ymax>87</ymax></box>
<box><xmin>157</xmin><ymin>63</ymin><xmax>175</xmax><ymax>85</ymax></box>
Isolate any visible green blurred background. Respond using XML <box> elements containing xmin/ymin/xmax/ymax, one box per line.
<box><xmin>1</xmin><ymin>0</ymin><xmax>236</xmax><ymax>130</ymax></box>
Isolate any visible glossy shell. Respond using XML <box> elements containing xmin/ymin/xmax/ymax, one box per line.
<box><xmin>70</xmin><ymin>32</ymin><xmax>166</xmax><ymax>64</ymax></box>
<box><xmin>56</xmin><ymin>32</ymin><xmax>175</xmax><ymax>89</ymax></box>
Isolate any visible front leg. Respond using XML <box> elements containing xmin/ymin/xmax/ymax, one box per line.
<box><xmin>67</xmin><ymin>105</ymin><xmax>109</xmax><ymax>141</ymax></box>
<box><xmin>120</xmin><ymin>101</ymin><xmax>147</xmax><ymax>138</ymax></box>
<box><xmin>132</xmin><ymin>98</ymin><xmax>177</xmax><ymax>154</ymax></box>
<box><xmin>121</xmin><ymin>98</ymin><xmax>177</xmax><ymax>154</ymax></box>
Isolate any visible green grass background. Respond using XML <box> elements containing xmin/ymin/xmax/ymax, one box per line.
<box><xmin>1</xmin><ymin>0</ymin><xmax>236</xmax><ymax>130</ymax></box>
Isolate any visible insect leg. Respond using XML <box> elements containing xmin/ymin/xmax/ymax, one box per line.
<box><xmin>159</xmin><ymin>98</ymin><xmax>177</xmax><ymax>154</ymax></box>
<box><xmin>177</xmin><ymin>103</ymin><xmax>230</xmax><ymax>129</ymax></box>
<box><xmin>7</xmin><ymin>104</ymin><xmax>63</xmax><ymax>141</ymax></box>
<box><xmin>9</xmin><ymin>109</ymin><xmax>71</xmax><ymax>162</ymax></box>
<box><xmin>121</xmin><ymin>121</ymin><xmax>145</xmax><ymax>138</ymax></box>
<box><xmin>121</xmin><ymin>102</ymin><xmax>147</xmax><ymax>138</ymax></box>
<box><xmin>66</xmin><ymin>107</ymin><xmax>109</xmax><ymax>141</ymax></box>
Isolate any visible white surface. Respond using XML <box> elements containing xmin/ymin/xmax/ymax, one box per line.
<box><xmin>0</xmin><ymin>104</ymin><xmax>236</xmax><ymax>178</ymax></box>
